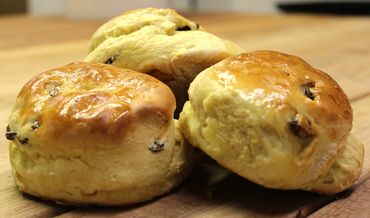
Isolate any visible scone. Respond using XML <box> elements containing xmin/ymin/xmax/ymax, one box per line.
<box><xmin>179</xmin><ymin>51</ymin><xmax>363</xmax><ymax>194</ymax></box>
<box><xmin>6</xmin><ymin>62</ymin><xmax>194</xmax><ymax>205</ymax></box>
<box><xmin>85</xmin><ymin>8</ymin><xmax>244</xmax><ymax>116</ymax></box>
<box><xmin>306</xmin><ymin>135</ymin><xmax>364</xmax><ymax>194</ymax></box>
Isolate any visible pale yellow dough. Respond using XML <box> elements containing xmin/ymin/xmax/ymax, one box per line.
<box><xmin>305</xmin><ymin>135</ymin><xmax>364</xmax><ymax>194</ymax></box>
<box><xmin>8</xmin><ymin>62</ymin><xmax>194</xmax><ymax>205</ymax></box>
<box><xmin>179</xmin><ymin>51</ymin><xmax>363</xmax><ymax>194</ymax></box>
<box><xmin>85</xmin><ymin>8</ymin><xmax>244</xmax><ymax>115</ymax></box>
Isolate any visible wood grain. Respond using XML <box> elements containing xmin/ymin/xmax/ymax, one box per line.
<box><xmin>0</xmin><ymin>15</ymin><xmax>102</xmax><ymax>49</ymax></box>
<box><xmin>307</xmin><ymin>96</ymin><xmax>370</xmax><ymax>217</ymax></box>
<box><xmin>352</xmin><ymin>97</ymin><xmax>370</xmax><ymax>179</ymax></box>
<box><xmin>310</xmin><ymin>176</ymin><xmax>370</xmax><ymax>218</ymax></box>
<box><xmin>0</xmin><ymin>13</ymin><xmax>370</xmax><ymax>218</ymax></box>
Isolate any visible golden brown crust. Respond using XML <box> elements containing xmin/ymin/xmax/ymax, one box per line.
<box><xmin>9</xmin><ymin>62</ymin><xmax>175</xmax><ymax>149</ymax></box>
<box><xmin>210</xmin><ymin>51</ymin><xmax>352</xmax><ymax>137</ymax></box>
<box><xmin>7</xmin><ymin>62</ymin><xmax>195</xmax><ymax>205</ymax></box>
<box><xmin>179</xmin><ymin>51</ymin><xmax>356</xmax><ymax>192</ymax></box>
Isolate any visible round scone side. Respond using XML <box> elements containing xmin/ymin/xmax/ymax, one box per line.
<box><xmin>304</xmin><ymin>135</ymin><xmax>364</xmax><ymax>194</ymax></box>
<box><xmin>179</xmin><ymin>51</ymin><xmax>353</xmax><ymax>190</ymax></box>
<box><xmin>7</xmin><ymin>62</ymin><xmax>194</xmax><ymax>205</ymax></box>
<box><xmin>85</xmin><ymin>8</ymin><xmax>244</xmax><ymax>116</ymax></box>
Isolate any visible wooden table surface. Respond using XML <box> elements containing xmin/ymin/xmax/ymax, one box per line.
<box><xmin>0</xmin><ymin>13</ymin><xmax>370</xmax><ymax>218</ymax></box>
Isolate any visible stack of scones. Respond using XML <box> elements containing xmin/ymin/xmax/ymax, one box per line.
<box><xmin>6</xmin><ymin>8</ymin><xmax>363</xmax><ymax>205</ymax></box>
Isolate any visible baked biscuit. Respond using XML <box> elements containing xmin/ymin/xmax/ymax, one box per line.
<box><xmin>179</xmin><ymin>51</ymin><xmax>362</xmax><ymax>193</ymax></box>
<box><xmin>85</xmin><ymin>8</ymin><xmax>244</xmax><ymax>116</ymax></box>
<box><xmin>7</xmin><ymin>62</ymin><xmax>193</xmax><ymax>205</ymax></box>
<box><xmin>306</xmin><ymin>135</ymin><xmax>364</xmax><ymax>194</ymax></box>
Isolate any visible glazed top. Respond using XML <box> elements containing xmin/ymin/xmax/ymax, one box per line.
<box><xmin>7</xmin><ymin>62</ymin><xmax>175</xmax><ymax>148</ymax></box>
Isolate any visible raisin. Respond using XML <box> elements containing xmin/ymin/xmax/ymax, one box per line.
<box><xmin>148</xmin><ymin>141</ymin><xmax>165</xmax><ymax>152</ymax></box>
<box><xmin>302</xmin><ymin>82</ymin><xmax>316</xmax><ymax>100</ymax></box>
<box><xmin>18</xmin><ymin>137</ymin><xmax>29</xmax><ymax>144</ymax></box>
<box><xmin>6</xmin><ymin>125</ymin><xmax>30</xmax><ymax>144</ymax></box>
<box><xmin>5</xmin><ymin>125</ymin><xmax>16</xmax><ymax>140</ymax></box>
<box><xmin>289</xmin><ymin>114</ymin><xmax>315</xmax><ymax>138</ymax></box>
<box><xmin>31</xmin><ymin>120</ymin><xmax>40</xmax><ymax>130</ymax></box>
<box><xmin>289</xmin><ymin>120</ymin><xmax>309</xmax><ymax>138</ymax></box>
<box><xmin>104</xmin><ymin>56</ymin><xmax>116</xmax><ymax>64</ymax></box>
<box><xmin>176</xmin><ymin>25</ymin><xmax>191</xmax><ymax>31</ymax></box>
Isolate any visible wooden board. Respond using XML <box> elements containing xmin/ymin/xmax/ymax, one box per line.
<box><xmin>0</xmin><ymin>13</ymin><xmax>370</xmax><ymax>217</ymax></box>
